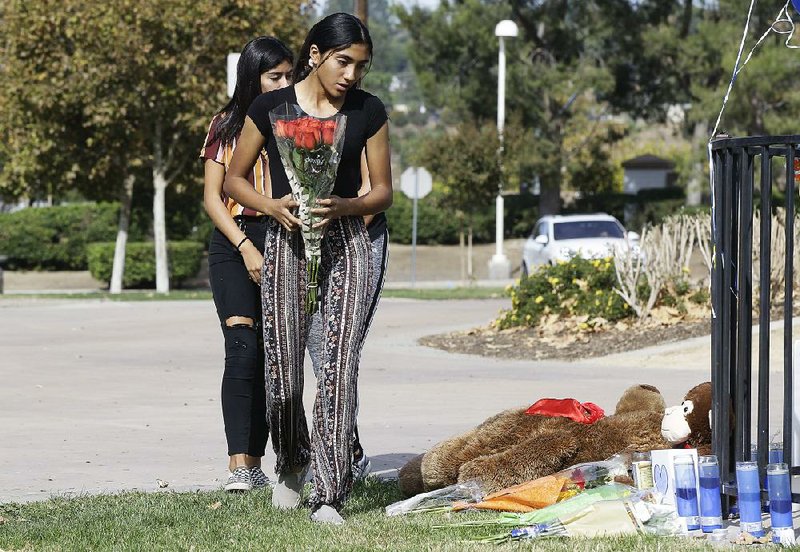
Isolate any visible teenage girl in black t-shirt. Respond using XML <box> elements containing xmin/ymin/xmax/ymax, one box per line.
<box><xmin>224</xmin><ymin>13</ymin><xmax>392</xmax><ymax>524</ymax></box>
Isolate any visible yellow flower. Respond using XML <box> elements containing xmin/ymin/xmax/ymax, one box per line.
<box><xmin>535</xmin><ymin>295</ymin><xmax>544</xmax><ymax>304</ymax></box>
<box><xmin>595</xmin><ymin>289</ymin><xmax>603</xmax><ymax>296</ymax></box>
<box><xmin>578</xmin><ymin>322</ymin><xmax>589</xmax><ymax>330</ymax></box>
<box><xmin>547</xmin><ymin>277</ymin><xmax>560</xmax><ymax>285</ymax></box>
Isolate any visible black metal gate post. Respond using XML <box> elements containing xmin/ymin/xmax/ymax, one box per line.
<box><xmin>710</xmin><ymin>135</ymin><xmax>799</xmax><ymax>506</ymax></box>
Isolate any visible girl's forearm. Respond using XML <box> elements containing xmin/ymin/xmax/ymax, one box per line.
<box><xmin>344</xmin><ymin>185</ymin><xmax>392</xmax><ymax>217</ymax></box>
<box><xmin>223</xmin><ymin>174</ymin><xmax>271</xmax><ymax>214</ymax></box>
<box><xmin>203</xmin><ymin>193</ymin><xmax>247</xmax><ymax>247</ymax></box>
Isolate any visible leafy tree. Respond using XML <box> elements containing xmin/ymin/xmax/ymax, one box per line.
<box><xmin>414</xmin><ymin>121</ymin><xmax>502</xmax><ymax>277</ymax></box>
<box><xmin>0</xmin><ymin>0</ymin><xmax>310</xmax><ymax>291</ymax></box>
<box><xmin>397</xmin><ymin>0</ymin><xmax>711</xmax><ymax>215</ymax></box>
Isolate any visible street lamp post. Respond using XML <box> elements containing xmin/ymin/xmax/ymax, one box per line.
<box><xmin>488</xmin><ymin>19</ymin><xmax>518</xmax><ymax>280</ymax></box>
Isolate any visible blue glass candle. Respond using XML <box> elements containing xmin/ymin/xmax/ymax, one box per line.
<box><xmin>698</xmin><ymin>455</ymin><xmax>723</xmax><ymax>532</ymax></box>
<box><xmin>767</xmin><ymin>463</ymin><xmax>795</xmax><ymax>544</ymax></box>
<box><xmin>769</xmin><ymin>442</ymin><xmax>784</xmax><ymax>464</ymax></box>
<box><xmin>674</xmin><ymin>455</ymin><xmax>700</xmax><ymax>531</ymax></box>
<box><xmin>736</xmin><ymin>461</ymin><xmax>764</xmax><ymax>537</ymax></box>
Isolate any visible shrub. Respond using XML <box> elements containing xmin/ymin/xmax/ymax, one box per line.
<box><xmin>0</xmin><ymin>203</ymin><xmax>122</xmax><ymax>270</ymax></box>
<box><xmin>387</xmin><ymin>191</ymin><xmax>489</xmax><ymax>245</ymax></box>
<box><xmin>87</xmin><ymin>241</ymin><xmax>204</xmax><ymax>288</ymax></box>
<box><xmin>496</xmin><ymin>256</ymin><xmax>631</xmax><ymax>329</ymax></box>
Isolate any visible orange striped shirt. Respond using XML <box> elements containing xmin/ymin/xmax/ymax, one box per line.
<box><xmin>200</xmin><ymin>114</ymin><xmax>269</xmax><ymax>217</ymax></box>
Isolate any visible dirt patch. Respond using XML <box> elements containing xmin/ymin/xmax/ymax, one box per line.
<box><xmin>420</xmin><ymin>314</ymin><xmax>712</xmax><ymax>361</ymax></box>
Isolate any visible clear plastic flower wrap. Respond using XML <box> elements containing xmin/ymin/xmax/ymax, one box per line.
<box><xmin>452</xmin><ymin>482</ymin><xmax>636</xmax><ymax>528</ymax></box>
<box><xmin>625</xmin><ymin>488</ymin><xmax>683</xmax><ymax>536</ymax></box>
<box><xmin>269</xmin><ymin>104</ymin><xmax>347</xmax><ymax>313</ymax></box>
<box><xmin>554</xmin><ymin>453</ymin><xmax>631</xmax><ymax>496</ymax></box>
<box><xmin>385</xmin><ymin>480</ymin><xmax>484</xmax><ymax>516</ymax></box>
<box><xmin>474</xmin><ymin>520</ymin><xmax>569</xmax><ymax>544</ymax></box>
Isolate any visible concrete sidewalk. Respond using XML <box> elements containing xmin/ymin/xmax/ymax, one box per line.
<box><xmin>0</xmin><ymin>297</ymin><xmax>787</xmax><ymax>504</ymax></box>
<box><xmin>1</xmin><ymin>240</ymin><xmax>528</xmax><ymax>294</ymax></box>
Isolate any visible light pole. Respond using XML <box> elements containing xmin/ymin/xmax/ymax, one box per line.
<box><xmin>488</xmin><ymin>19</ymin><xmax>517</xmax><ymax>280</ymax></box>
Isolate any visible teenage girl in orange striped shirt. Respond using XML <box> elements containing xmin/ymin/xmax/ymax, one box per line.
<box><xmin>200</xmin><ymin>36</ymin><xmax>297</xmax><ymax>492</ymax></box>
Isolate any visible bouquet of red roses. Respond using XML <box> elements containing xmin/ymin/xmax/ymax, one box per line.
<box><xmin>269</xmin><ymin>104</ymin><xmax>347</xmax><ymax>313</ymax></box>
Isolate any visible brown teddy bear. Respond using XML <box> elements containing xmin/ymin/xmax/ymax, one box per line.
<box><xmin>660</xmin><ymin>381</ymin><xmax>713</xmax><ymax>455</ymax></box>
<box><xmin>399</xmin><ymin>384</ymin><xmax>672</xmax><ymax>497</ymax></box>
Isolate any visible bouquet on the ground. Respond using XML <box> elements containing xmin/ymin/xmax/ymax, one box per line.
<box><xmin>385</xmin><ymin>480</ymin><xmax>484</xmax><ymax>516</ymax></box>
<box><xmin>269</xmin><ymin>104</ymin><xmax>347</xmax><ymax>313</ymax></box>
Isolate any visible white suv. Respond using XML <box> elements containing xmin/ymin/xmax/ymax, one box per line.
<box><xmin>521</xmin><ymin>213</ymin><xmax>640</xmax><ymax>277</ymax></box>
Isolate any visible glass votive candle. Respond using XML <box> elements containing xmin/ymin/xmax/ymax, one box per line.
<box><xmin>735</xmin><ymin>461</ymin><xmax>764</xmax><ymax>537</ymax></box>
<box><xmin>769</xmin><ymin>442</ymin><xmax>784</xmax><ymax>464</ymax></box>
<box><xmin>631</xmin><ymin>451</ymin><xmax>653</xmax><ymax>490</ymax></box>
<box><xmin>767</xmin><ymin>463</ymin><xmax>795</xmax><ymax>545</ymax></box>
<box><xmin>674</xmin><ymin>455</ymin><xmax>700</xmax><ymax>531</ymax></box>
<box><xmin>698</xmin><ymin>455</ymin><xmax>723</xmax><ymax>532</ymax></box>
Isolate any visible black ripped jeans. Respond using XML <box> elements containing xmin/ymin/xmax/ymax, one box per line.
<box><xmin>208</xmin><ymin>217</ymin><xmax>268</xmax><ymax>457</ymax></box>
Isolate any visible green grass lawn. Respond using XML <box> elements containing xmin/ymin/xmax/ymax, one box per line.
<box><xmin>1</xmin><ymin>287</ymin><xmax>506</xmax><ymax>302</ymax></box>
<box><xmin>0</xmin><ymin>480</ymin><xmax>717</xmax><ymax>551</ymax></box>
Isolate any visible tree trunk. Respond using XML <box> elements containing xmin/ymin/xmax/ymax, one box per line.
<box><xmin>354</xmin><ymin>0</ymin><xmax>367</xmax><ymax>24</ymax></box>
<box><xmin>153</xmin><ymin>168</ymin><xmax>169</xmax><ymax>293</ymax></box>
<box><xmin>686</xmin><ymin>121</ymin><xmax>707</xmax><ymax>207</ymax></box>
<box><xmin>110</xmin><ymin>173</ymin><xmax>135</xmax><ymax>294</ymax></box>
<box><xmin>467</xmin><ymin>224</ymin><xmax>473</xmax><ymax>281</ymax></box>
<box><xmin>459</xmin><ymin>230</ymin><xmax>466</xmax><ymax>283</ymax></box>
<box><xmin>539</xmin><ymin>173</ymin><xmax>561</xmax><ymax>216</ymax></box>
<box><xmin>152</xmin><ymin>121</ymin><xmax>170</xmax><ymax>294</ymax></box>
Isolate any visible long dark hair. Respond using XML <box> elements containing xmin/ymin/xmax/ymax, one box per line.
<box><xmin>293</xmin><ymin>13</ymin><xmax>373</xmax><ymax>84</ymax></box>
<box><xmin>212</xmin><ymin>36</ymin><xmax>293</xmax><ymax>145</ymax></box>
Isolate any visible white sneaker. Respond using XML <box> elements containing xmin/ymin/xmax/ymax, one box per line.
<box><xmin>352</xmin><ymin>454</ymin><xmax>372</xmax><ymax>482</ymax></box>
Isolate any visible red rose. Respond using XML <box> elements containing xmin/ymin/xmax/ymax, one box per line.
<box><xmin>321</xmin><ymin>120</ymin><xmax>336</xmax><ymax>146</ymax></box>
<box><xmin>274</xmin><ymin>119</ymin><xmax>287</xmax><ymax>138</ymax></box>
<box><xmin>296</xmin><ymin>128</ymin><xmax>318</xmax><ymax>150</ymax></box>
<box><xmin>293</xmin><ymin>117</ymin><xmax>323</xmax><ymax>149</ymax></box>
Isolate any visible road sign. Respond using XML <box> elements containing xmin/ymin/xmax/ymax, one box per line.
<box><xmin>399</xmin><ymin>167</ymin><xmax>432</xmax><ymax>287</ymax></box>
<box><xmin>400</xmin><ymin>167</ymin><xmax>432</xmax><ymax>199</ymax></box>
<box><xmin>227</xmin><ymin>53</ymin><xmax>240</xmax><ymax>98</ymax></box>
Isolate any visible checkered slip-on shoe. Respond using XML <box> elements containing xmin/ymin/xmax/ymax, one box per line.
<box><xmin>249</xmin><ymin>466</ymin><xmax>270</xmax><ymax>489</ymax></box>
<box><xmin>224</xmin><ymin>466</ymin><xmax>252</xmax><ymax>492</ymax></box>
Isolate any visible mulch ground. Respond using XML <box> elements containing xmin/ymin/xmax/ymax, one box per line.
<box><xmin>420</xmin><ymin>318</ymin><xmax>712</xmax><ymax>361</ymax></box>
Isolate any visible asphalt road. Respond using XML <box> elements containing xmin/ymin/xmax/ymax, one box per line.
<box><xmin>1</xmin><ymin>296</ymin><xmax>788</xmax><ymax>504</ymax></box>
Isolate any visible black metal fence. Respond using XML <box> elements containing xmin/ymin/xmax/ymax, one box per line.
<box><xmin>710</xmin><ymin>135</ymin><xmax>797</xmax><ymax>506</ymax></box>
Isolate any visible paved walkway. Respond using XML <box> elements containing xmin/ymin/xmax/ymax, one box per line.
<box><xmin>0</xmin><ymin>297</ymin><xmax>790</xmax><ymax>504</ymax></box>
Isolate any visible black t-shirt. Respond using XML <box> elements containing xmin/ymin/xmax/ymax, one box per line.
<box><xmin>247</xmin><ymin>86</ymin><xmax>388</xmax><ymax>200</ymax></box>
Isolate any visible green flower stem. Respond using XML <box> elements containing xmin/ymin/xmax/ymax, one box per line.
<box><xmin>306</xmin><ymin>256</ymin><xmax>320</xmax><ymax>314</ymax></box>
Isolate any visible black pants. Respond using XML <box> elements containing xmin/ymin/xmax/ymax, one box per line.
<box><xmin>208</xmin><ymin>218</ymin><xmax>268</xmax><ymax>457</ymax></box>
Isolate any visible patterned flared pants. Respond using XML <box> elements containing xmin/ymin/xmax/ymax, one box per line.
<box><xmin>261</xmin><ymin>216</ymin><xmax>371</xmax><ymax>510</ymax></box>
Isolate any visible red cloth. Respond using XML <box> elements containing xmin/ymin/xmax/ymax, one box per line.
<box><xmin>524</xmin><ymin>398</ymin><xmax>605</xmax><ymax>424</ymax></box>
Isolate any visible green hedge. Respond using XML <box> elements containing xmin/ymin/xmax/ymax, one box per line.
<box><xmin>385</xmin><ymin>190</ymin><xmax>689</xmax><ymax>244</ymax></box>
<box><xmin>0</xmin><ymin>203</ymin><xmax>121</xmax><ymax>270</ymax></box>
<box><xmin>87</xmin><ymin>241</ymin><xmax>204</xmax><ymax>288</ymax></box>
